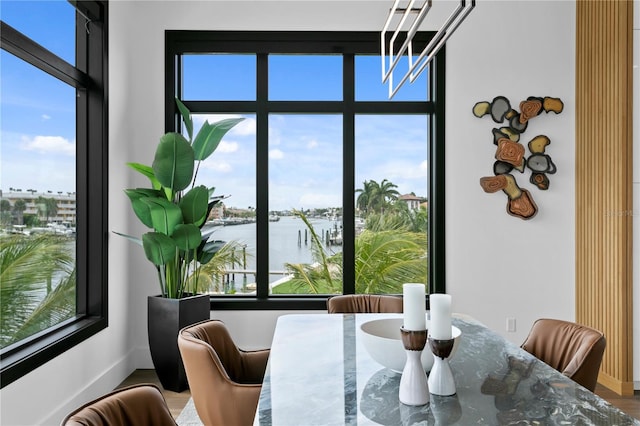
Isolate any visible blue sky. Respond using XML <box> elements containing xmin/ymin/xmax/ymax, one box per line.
<box><xmin>1</xmin><ymin>0</ymin><xmax>430</xmax><ymax>211</ymax></box>
<box><xmin>1</xmin><ymin>1</ymin><xmax>76</xmax><ymax>194</ymax></box>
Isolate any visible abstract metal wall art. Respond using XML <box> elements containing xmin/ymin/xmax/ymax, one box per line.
<box><xmin>473</xmin><ymin>96</ymin><xmax>564</xmax><ymax>220</ymax></box>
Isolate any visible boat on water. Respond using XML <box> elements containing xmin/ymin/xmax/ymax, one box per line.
<box><xmin>328</xmin><ymin>227</ymin><xmax>342</xmax><ymax>245</ymax></box>
<box><xmin>206</xmin><ymin>217</ymin><xmax>256</xmax><ymax>226</ymax></box>
<box><xmin>269</xmin><ymin>214</ymin><xmax>280</xmax><ymax>222</ymax></box>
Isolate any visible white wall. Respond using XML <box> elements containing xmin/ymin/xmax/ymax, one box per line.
<box><xmin>445</xmin><ymin>1</ymin><xmax>576</xmax><ymax>343</ymax></box>
<box><xmin>1</xmin><ymin>1</ymin><xmax>636</xmax><ymax>424</ymax></box>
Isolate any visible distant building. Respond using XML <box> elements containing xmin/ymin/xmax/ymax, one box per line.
<box><xmin>399</xmin><ymin>194</ymin><xmax>427</xmax><ymax>211</ymax></box>
<box><xmin>207</xmin><ymin>202</ymin><xmax>224</xmax><ymax>220</ymax></box>
<box><xmin>0</xmin><ymin>190</ymin><xmax>76</xmax><ymax>225</ymax></box>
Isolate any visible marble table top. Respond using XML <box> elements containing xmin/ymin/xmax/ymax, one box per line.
<box><xmin>254</xmin><ymin>313</ymin><xmax>639</xmax><ymax>426</ymax></box>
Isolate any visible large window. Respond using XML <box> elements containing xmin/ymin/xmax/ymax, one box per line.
<box><xmin>0</xmin><ymin>1</ymin><xmax>107</xmax><ymax>387</ymax></box>
<box><xmin>166</xmin><ymin>32</ymin><xmax>444</xmax><ymax>309</ymax></box>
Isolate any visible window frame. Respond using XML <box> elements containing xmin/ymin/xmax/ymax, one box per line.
<box><xmin>165</xmin><ymin>31</ymin><xmax>445</xmax><ymax>310</ymax></box>
<box><xmin>0</xmin><ymin>1</ymin><xmax>108</xmax><ymax>388</ymax></box>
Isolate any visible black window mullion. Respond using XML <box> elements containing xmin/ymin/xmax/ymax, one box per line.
<box><xmin>165</xmin><ymin>49</ymin><xmax>181</xmax><ymax>133</ymax></box>
<box><xmin>85</xmin><ymin>14</ymin><xmax>107</xmax><ymax>316</ymax></box>
<box><xmin>75</xmin><ymin>11</ymin><xmax>89</xmax><ymax>315</ymax></box>
<box><xmin>429</xmin><ymin>50</ymin><xmax>446</xmax><ymax>295</ymax></box>
<box><xmin>266</xmin><ymin>101</ymin><xmax>344</xmax><ymax>113</ymax></box>
<box><xmin>256</xmin><ymin>53</ymin><xmax>269</xmax><ymax>299</ymax></box>
<box><xmin>0</xmin><ymin>21</ymin><xmax>88</xmax><ymax>88</ymax></box>
<box><xmin>354</xmin><ymin>102</ymin><xmax>433</xmax><ymax>114</ymax></box>
<box><xmin>178</xmin><ymin>101</ymin><xmax>257</xmax><ymax>115</ymax></box>
<box><xmin>342</xmin><ymin>54</ymin><xmax>356</xmax><ymax>295</ymax></box>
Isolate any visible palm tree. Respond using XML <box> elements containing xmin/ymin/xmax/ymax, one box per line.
<box><xmin>45</xmin><ymin>198</ymin><xmax>58</xmax><ymax>222</ymax></box>
<box><xmin>277</xmin><ymin>211</ymin><xmax>427</xmax><ymax>295</ymax></box>
<box><xmin>10</xmin><ymin>268</ymin><xmax>76</xmax><ymax>344</ymax></box>
<box><xmin>11</xmin><ymin>199</ymin><xmax>26</xmax><ymax>225</ymax></box>
<box><xmin>1</xmin><ymin>199</ymin><xmax>12</xmax><ymax>226</ymax></box>
<box><xmin>35</xmin><ymin>196</ymin><xmax>58</xmax><ymax>223</ymax></box>
<box><xmin>0</xmin><ymin>234</ymin><xmax>75</xmax><ymax>348</ymax></box>
<box><xmin>279</xmin><ymin>211</ymin><xmax>341</xmax><ymax>294</ymax></box>
<box><xmin>188</xmin><ymin>240</ymin><xmax>251</xmax><ymax>294</ymax></box>
<box><xmin>356</xmin><ymin>179</ymin><xmax>400</xmax><ymax>215</ymax></box>
<box><xmin>368</xmin><ymin>202</ymin><xmax>428</xmax><ymax>234</ymax></box>
<box><xmin>371</xmin><ymin>179</ymin><xmax>400</xmax><ymax>213</ymax></box>
<box><xmin>353</xmin><ymin>228</ymin><xmax>427</xmax><ymax>294</ymax></box>
<box><xmin>356</xmin><ymin>180</ymin><xmax>375</xmax><ymax>214</ymax></box>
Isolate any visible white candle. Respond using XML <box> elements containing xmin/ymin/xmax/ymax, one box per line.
<box><xmin>403</xmin><ymin>283</ymin><xmax>426</xmax><ymax>331</ymax></box>
<box><xmin>430</xmin><ymin>294</ymin><xmax>452</xmax><ymax>339</ymax></box>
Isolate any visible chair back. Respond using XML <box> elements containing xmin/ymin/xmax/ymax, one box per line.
<box><xmin>178</xmin><ymin>319</ymin><xmax>267</xmax><ymax>426</ymax></box>
<box><xmin>61</xmin><ymin>384</ymin><xmax>176</xmax><ymax>426</ymax></box>
<box><xmin>327</xmin><ymin>294</ymin><xmax>403</xmax><ymax>313</ymax></box>
<box><xmin>521</xmin><ymin>318</ymin><xmax>606</xmax><ymax>392</ymax></box>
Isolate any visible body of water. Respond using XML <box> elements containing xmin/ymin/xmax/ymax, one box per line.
<box><xmin>202</xmin><ymin>216</ymin><xmax>342</xmax><ymax>285</ymax></box>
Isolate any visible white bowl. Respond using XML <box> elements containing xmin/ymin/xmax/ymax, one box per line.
<box><xmin>359</xmin><ymin>318</ymin><xmax>461</xmax><ymax>373</ymax></box>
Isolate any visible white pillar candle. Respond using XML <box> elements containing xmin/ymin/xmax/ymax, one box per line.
<box><xmin>403</xmin><ymin>283</ymin><xmax>426</xmax><ymax>331</ymax></box>
<box><xmin>429</xmin><ymin>294</ymin><xmax>452</xmax><ymax>339</ymax></box>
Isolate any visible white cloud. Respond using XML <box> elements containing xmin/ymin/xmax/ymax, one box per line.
<box><xmin>269</xmin><ymin>126</ymin><xmax>282</xmax><ymax>146</ymax></box>
<box><xmin>41</xmin><ymin>114</ymin><xmax>51</xmax><ymax>120</ymax></box>
<box><xmin>217</xmin><ymin>140</ymin><xmax>239</xmax><ymax>153</ymax></box>
<box><xmin>201</xmin><ymin>161</ymin><xmax>232</xmax><ymax>173</ymax></box>
<box><xmin>376</xmin><ymin>160</ymin><xmax>428</xmax><ymax>180</ymax></box>
<box><xmin>21</xmin><ymin>135</ymin><xmax>75</xmax><ymax>156</ymax></box>
<box><xmin>299</xmin><ymin>192</ymin><xmax>341</xmax><ymax>209</ymax></box>
<box><xmin>307</xmin><ymin>139</ymin><xmax>318</xmax><ymax>149</ymax></box>
<box><xmin>269</xmin><ymin>149</ymin><xmax>284</xmax><ymax>160</ymax></box>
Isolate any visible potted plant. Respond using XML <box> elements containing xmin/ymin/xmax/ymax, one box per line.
<box><xmin>116</xmin><ymin>98</ymin><xmax>243</xmax><ymax>391</ymax></box>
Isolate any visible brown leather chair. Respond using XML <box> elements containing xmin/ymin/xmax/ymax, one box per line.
<box><xmin>178</xmin><ymin>319</ymin><xmax>270</xmax><ymax>426</ymax></box>
<box><xmin>520</xmin><ymin>318</ymin><xmax>606</xmax><ymax>392</ymax></box>
<box><xmin>60</xmin><ymin>383</ymin><xmax>176</xmax><ymax>426</ymax></box>
<box><xmin>327</xmin><ymin>294</ymin><xmax>403</xmax><ymax>313</ymax></box>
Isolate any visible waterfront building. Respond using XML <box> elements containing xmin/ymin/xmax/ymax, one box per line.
<box><xmin>0</xmin><ymin>190</ymin><xmax>76</xmax><ymax>225</ymax></box>
<box><xmin>398</xmin><ymin>193</ymin><xmax>427</xmax><ymax>211</ymax></box>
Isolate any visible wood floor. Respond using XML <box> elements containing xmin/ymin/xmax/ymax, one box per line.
<box><xmin>119</xmin><ymin>369</ymin><xmax>640</xmax><ymax>421</ymax></box>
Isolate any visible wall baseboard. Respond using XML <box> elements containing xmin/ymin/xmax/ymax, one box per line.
<box><xmin>598</xmin><ymin>372</ymin><xmax>636</xmax><ymax>396</ymax></box>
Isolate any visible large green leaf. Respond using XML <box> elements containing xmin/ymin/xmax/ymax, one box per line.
<box><xmin>124</xmin><ymin>188</ymin><xmax>163</xmax><ymax>200</ymax></box>
<box><xmin>124</xmin><ymin>189</ymin><xmax>164</xmax><ymax>228</ymax></box>
<box><xmin>126</xmin><ymin>162</ymin><xmax>162</xmax><ymax>190</ymax></box>
<box><xmin>175</xmin><ymin>98</ymin><xmax>193</xmax><ymax>141</ymax></box>
<box><xmin>192</xmin><ymin>118</ymin><xmax>244</xmax><ymax>161</ymax></box>
<box><xmin>172</xmin><ymin>223</ymin><xmax>201</xmax><ymax>251</ymax></box>
<box><xmin>198</xmin><ymin>239</ymin><xmax>226</xmax><ymax>265</ymax></box>
<box><xmin>152</xmin><ymin>133</ymin><xmax>194</xmax><ymax>192</ymax></box>
<box><xmin>142</xmin><ymin>232</ymin><xmax>176</xmax><ymax>266</ymax></box>
<box><xmin>111</xmin><ymin>231</ymin><xmax>143</xmax><ymax>247</ymax></box>
<box><xmin>141</xmin><ymin>197</ymin><xmax>183</xmax><ymax>235</ymax></box>
<box><xmin>179</xmin><ymin>185</ymin><xmax>209</xmax><ymax>227</ymax></box>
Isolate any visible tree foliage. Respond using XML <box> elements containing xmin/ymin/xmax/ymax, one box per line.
<box><xmin>276</xmin><ymin>210</ymin><xmax>427</xmax><ymax>295</ymax></box>
<box><xmin>0</xmin><ymin>234</ymin><xmax>75</xmax><ymax>348</ymax></box>
<box><xmin>356</xmin><ymin>179</ymin><xmax>400</xmax><ymax>215</ymax></box>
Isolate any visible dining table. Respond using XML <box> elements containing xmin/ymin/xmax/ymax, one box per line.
<box><xmin>253</xmin><ymin>313</ymin><xmax>639</xmax><ymax>426</ymax></box>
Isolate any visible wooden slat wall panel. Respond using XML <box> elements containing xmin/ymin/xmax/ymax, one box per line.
<box><xmin>575</xmin><ymin>0</ymin><xmax>634</xmax><ymax>396</ymax></box>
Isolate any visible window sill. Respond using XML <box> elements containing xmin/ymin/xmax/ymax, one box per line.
<box><xmin>210</xmin><ymin>296</ymin><xmax>330</xmax><ymax>311</ymax></box>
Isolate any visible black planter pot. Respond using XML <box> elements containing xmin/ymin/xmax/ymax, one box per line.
<box><xmin>147</xmin><ymin>293</ymin><xmax>210</xmax><ymax>392</ymax></box>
